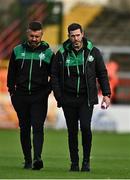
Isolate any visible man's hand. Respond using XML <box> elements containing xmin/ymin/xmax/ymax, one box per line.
<box><xmin>101</xmin><ymin>96</ymin><xmax>111</xmax><ymax>109</ymax></box>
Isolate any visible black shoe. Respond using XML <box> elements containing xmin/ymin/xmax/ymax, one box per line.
<box><xmin>24</xmin><ymin>161</ymin><xmax>32</xmax><ymax>169</ymax></box>
<box><xmin>32</xmin><ymin>159</ymin><xmax>43</xmax><ymax>170</ymax></box>
<box><xmin>81</xmin><ymin>162</ymin><xmax>90</xmax><ymax>172</ymax></box>
<box><xmin>70</xmin><ymin>163</ymin><xmax>79</xmax><ymax>172</ymax></box>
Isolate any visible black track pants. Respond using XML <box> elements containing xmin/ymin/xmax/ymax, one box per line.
<box><xmin>62</xmin><ymin>100</ymin><xmax>93</xmax><ymax>164</ymax></box>
<box><xmin>11</xmin><ymin>92</ymin><xmax>48</xmax><ymax>162</ymax></box>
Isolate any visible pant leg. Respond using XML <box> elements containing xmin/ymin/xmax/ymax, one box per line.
<box><xmin>30</xmin><ymin>94</ymin><xmax>48</xmax><ymax>160</ymax></box>
<box><xmin>62</xmin><ymin>105</ymin><xmax>79</xmax><ymax>164</ymax></box>
<box><xmin>79</xmin><ymin>102</ymin><xmax>93</xmax><ymax>163</ymax></box>
<box><xmin>11</xmin><ymin>95</ymin><xmax>32</xmax><ymax>162</ymax></box>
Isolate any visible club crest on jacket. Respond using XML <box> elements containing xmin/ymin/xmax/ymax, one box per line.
<box><xmin>39</xmin><ymin>52</ymin><xmax>45</xmax><ymax>60</ymax></box>
<box><xmin>88</xmin><ymin>55</ymin><xmax>94</xmax><ymax>62</ymax></box>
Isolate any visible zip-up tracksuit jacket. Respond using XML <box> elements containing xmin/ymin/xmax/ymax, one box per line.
<box><xmin>51</xmin><ymin>37</ymin><xmax>111</xmax><ymax>107</ymax></box>
<box><xmin>7</xmin><ymin>41</ymin><xmax>54</xmax><ymax>95</ymax></box>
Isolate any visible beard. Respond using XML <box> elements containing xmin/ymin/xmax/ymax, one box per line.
<box><xmin>73</xmin><ymin>41</ymin><xmax>83</xmax><ymax>50</ymax></box>
<box><xmin>73</xmin><ymin>41</ymin><xmax>80</xmax><ymax>47</ymax></box>
<box><xmin>29</xmin><ymin>41</ymin><xmax>39</xmax><ymax>48</ymax></box>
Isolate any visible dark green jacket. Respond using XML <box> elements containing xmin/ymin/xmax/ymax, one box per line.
<box><xmin>7</xmin><ymin>41</ymin><xmax>54</xmax><ymax>95</ymax></box>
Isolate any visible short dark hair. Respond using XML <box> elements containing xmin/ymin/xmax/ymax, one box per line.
<box><xmin>68</xmin><ymin>23</ymin><xmax>83</xmax><ymax>33</ymax></box>
<box><xmin>28</xmin><ymin>21</ymin><xmax>42</xmax><ymax>31</ymax></box>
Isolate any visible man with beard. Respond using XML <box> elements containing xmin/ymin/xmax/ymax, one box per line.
<box><xmin>51</xmin><ymin>23</ymin><xmax>111</xmax><ymax>172</ymax></box>
<box><xmin>7</xmin><ymin>21</ymin><xmax>54</xmax><ymax>170</ymax></box>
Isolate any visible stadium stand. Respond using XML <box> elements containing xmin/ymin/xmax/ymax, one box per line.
<box><xmin>0</xmin><ymin>1</ymin><xmax>48</xmax><ymax>60</ymax></box>
<box><xmin>85</xmin><ymin>7</ymin><xmax>130</xmax><ymax>46</ymax></box>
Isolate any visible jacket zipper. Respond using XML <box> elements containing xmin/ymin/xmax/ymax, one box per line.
<box><xmin>61</xmin><ymin>53</ymin><xmax>65</xmax><ymax>91</ymax></box>
<box><xmin>76</xmin><ymin>63</ymin><xmax>80</xmax><ymax>97</ymax></box>
<box><xmin>28</xmin><ymin>52</ymin><xmax>34</xmax><ymax>94</ymax></box>
<box><xmin>85</xmin><ymin>51</ymin><xmax>91</xmax><ymax>107</ymax></box>
<box><xmin>76</xmin><ymin>50</ymin><xmax>85</xmax><ymax>97</ymax></box>
<box><xmin>71</xmin><ymin>51</ymin><xmax>80</xmax><ymax>97</ymax></box>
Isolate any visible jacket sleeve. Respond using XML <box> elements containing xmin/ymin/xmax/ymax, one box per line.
<box><xmin>51</xmin><ymin>51</ymin><xmax>62</xmax><ymax>103</ymax></box>
<box><xmin>47</xmin><ymin>53</ymin><xmax>55</xmax><ymax>95</ymax></box>
<box><xmin>94</xmin><ymin>47</ymin><xmax>111</xmax><ymax>96</ymax></box>
<box><xmin>7</xmin><ymin>50</ymin><xmax>17</xmax><ymax>95</ymax></box>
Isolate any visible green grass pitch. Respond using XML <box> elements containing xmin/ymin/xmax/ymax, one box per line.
<box><xmin>0</xmin><ymin>129</ymin><xmax>130</xmax><ymax>179</ymax></box>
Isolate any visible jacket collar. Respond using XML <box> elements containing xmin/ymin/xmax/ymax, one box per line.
<box><xmin>22</xmin><ymin>41</ymin><xmax>49</xmax><ymax>51</ymax></box>
<box><xmin>63</xmin><ymin>37</ymin><xmax>92</xmax><ymax>52</ymax></box>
